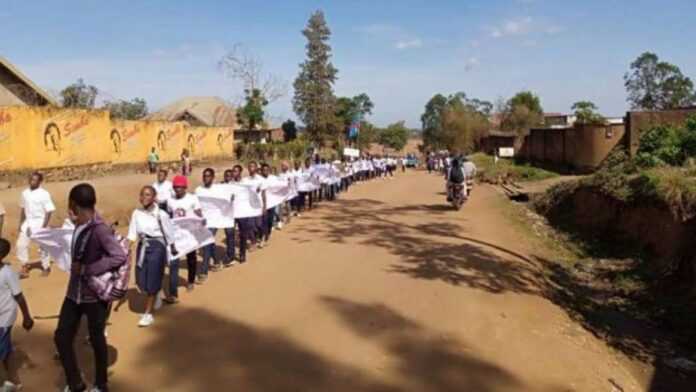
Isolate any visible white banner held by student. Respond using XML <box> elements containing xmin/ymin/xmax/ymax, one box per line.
<box><xmin>170</xmin><ymin>216</ymin><xmax>215</xmax><ymax>260</ymax></box>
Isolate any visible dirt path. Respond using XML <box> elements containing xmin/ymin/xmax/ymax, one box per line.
<box><xmin>6</xmin><ymin>169</ymin><xmax>645</xmax><ymax>391</ymax></box>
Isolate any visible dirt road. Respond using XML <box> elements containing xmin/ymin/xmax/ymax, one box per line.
<box><xmin>5</xmin><ymin>168</ymin><xmax>645</xmax><ymax>391</ymax></box>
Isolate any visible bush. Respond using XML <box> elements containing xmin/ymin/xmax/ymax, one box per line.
<box><xmin>636</xmin><ymin>115</ymin><xmax>696</xmax><ymax>168</ymax></box>
<box><xmin>470</xmin><ymin>152</ymin><xmax>559</xmax><ymax>183</ymax></box>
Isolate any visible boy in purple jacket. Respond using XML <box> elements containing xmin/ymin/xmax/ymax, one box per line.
<box><xmin>54</xmin><ymin>184</ymin><xmax>127</xmax><ymax>392</ymax></box>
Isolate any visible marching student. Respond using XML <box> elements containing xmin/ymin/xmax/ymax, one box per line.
<box><xmin>166</xmin><ymin>175</ymin><xmax>203</xmax><ymax>297</ymax></box>
<box><xmin>195</xmin><ymin>168</ymin><xmax>223</xmax><ymax>280</ymax></box>
<box><xmin>259</xmin><ymin>164</ymin><xmax>277</xmax><ymax>243</ymax></box>
<box><xmin>218</xmin><ymin>168</ymin><xmax>238</xmax><ymax>267</ymax></box>
<box><xmin>298</xmin><ymin>159</ymin><xmax>315</xmax><ymax>212</ymax></box>
<box><xmin>152</xmin><ymin>168</ymin><xmax>174</xmax><ymax>212</ymax></box>
<box><xmin>180</xmin><ymin>149</ymin><xmax>192</xmax><ymax>177</ymax></box>
<box><xmin>54</xmin><ymin>183</ymin><xmax>127</xmax><ymax>392</ymax></box>
<box><xmin>242</xmin><ymin>162</ymin><xmax>267</xmax><ymax>249</ymax></box>
<box><xmin>229</xmin><ymin>165</ymin><xmax>253</xmax><ymax>263</ymax></box>
<box><xmin>278</xmin><ymin>161</ymin><xmax>295</xmax><ymax>225</ymax></box>
<box><xmin>127</xmin><ymin>186</ymin><xmax>177</xmax><ymax>328</ymax></box>
<box><xmin>17</xmin><ymin>172</ymin><xmax>55</xmax><ymax>279</ymax></box>
<box><xmin>0</xmin><ymin>239</ymin><xmax>34</xmax><ymax>392</ymax></box>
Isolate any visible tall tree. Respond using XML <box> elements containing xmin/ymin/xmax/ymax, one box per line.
<box><xmin>282</xmin><ymin>119</ymin><xmax>298</xmax><ymax>142</ymax></box>
<box><xmin>500</xmin><ymin>91</ymin><xmax>544</xmax><ymax>136</ymax></box>
<box><xmin>421</xmin><ymin>94</ymin><xmax>449</xmax><ymax>149</ymax></box>
<box><xmin>379</xmin><ymin>121</ymin><xmax>410</xmax><ymax>151</ymax></box>
<box><xmin>60</xmin><ymin>78</ymin><xmax>98</xmax><ymax>109</ymax></box>
<box><xmin>103</xmin><ymin>98</ymin><xmax>148</xmax><ymax>120</ymax></box>
<box><xmin>336</xmin><ymin>93</ymin><xmax>374</xmax><ymax>134</ymax></box>
<box><xmin>571</xmin><ymin>101</ymin><xmax>605</xmax><ymax>124</ymax></box>
<box><xmin>219</xmin><ymin>43</ymin><xmax>287</xmax><ymax>104</ymax></box>
<box><xmin>293</xmin><ymin>10</ymin><xmax>339</xmax><ymax>145</ymax></box>
<box><xmin>421</xmin><ymin>92</ymin><xmax>491</xmax><ymax>150</ymax></box>
<box><xmin>356</xmin><ymin>121</ymin><xmax>378</xmax><ymax>150</ymax></box>
<box><xmin>237</xmin><ymin>88</ymin><xmax>269</xmax><ymax>130</ymax></box>
<box><xmin>624</xmin><ymin>52</ymin><xmax>696</xmax><ymax>110</ymax></box>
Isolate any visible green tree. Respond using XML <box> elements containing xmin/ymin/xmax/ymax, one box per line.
<box><xmin>60</xmin><ymin>78</ymin><xmax>98</xmax><ymax>109</ymax></box>
<box><xmin>103</xmin><ymin>98</ymin><xmax>148</xmax><ymax>120</ymax></box>
<box><xmin>624</xmin><ymin>52</ymin><xmax>696</xmax><ymax>110</ymax></box>
<box><xmin>336</xmin><ymin>93</ymin><xmax>374</xmax><ymax>128</ymax></box>
<box><xmin>572</xmin><ymin>101</ymin><xmax>605</xmax><ymax>125</ymax></box>
<box><xmin>356</xmin><ymin>121</ymin><xmax>378</xmax><ymax>150</ymax></box>
<box><xmin>421</xmin><ymin>92</ymin><xmax>491</xmax><ymax>150</ymax></box>
<box><xmin>379</xmin><ymin>121</ymin><xmax>410</xmax><ymax>151</ymax></box>
<box><xmin>282</xmin><ymin>119</ymin><xmax>298</xmax><ymax>142</ymax></box>
<box><xmin>237</xmin><ymin>88</ymin><xmax>268</xmax><ymax>130</ymax></box>
<box><xmin>293</xmin><ymin>10</ymin><xmax>339</xmax><ymax>145</ymax></box>
<box><xmin>500</xmin><ymin>91</ymin><xmax>544</xmax><ymax>136</ymax></box>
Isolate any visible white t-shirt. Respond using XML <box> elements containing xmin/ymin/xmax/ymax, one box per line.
<box><xmin>152</xmin><ymin>180</ymin><xmax>174</xmax><ymax>204</ymax></box>
<box><xmin>195</xmin><ymin>184</ymin><xmax>221</xmax><ymax>199</ymax></box>
<box><xmin>20</xmin><ymin>187</ymin><xmax>56</xmax><ymax>230</ymax></box>
<box><xmin>0</xmin><ymin>265</ymin><xmax>21</xmax><ymax>328</ymax></box>
<box><xmin>242</xmin><ymin>175</ymin><xmax>267</xmax><ymax>193</ymax></box>
<box><xmin>127</xmin><ymin>205</ymin><xmax>175</xmax><ymax>243</ymax></box>
<box><xmin>166</xmin><ymin>193</ymin><xmax>201</xmax><ymax>218</ymax></box>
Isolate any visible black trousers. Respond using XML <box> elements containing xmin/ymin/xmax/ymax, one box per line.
<box><xmin>55</xmin><ymin>298</ymin><xmax>109</xmax><ymax>390</ymax></box>
<box><xmin>299</xmin><ymin>191</ymin><xmax>313</xmax><ymax>210</ymax></box>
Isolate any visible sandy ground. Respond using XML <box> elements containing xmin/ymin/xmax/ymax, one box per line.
<box><xmin>1</xmin><ymin>167</ymin><xmax>650</xmax><ymax>391</ymax></box>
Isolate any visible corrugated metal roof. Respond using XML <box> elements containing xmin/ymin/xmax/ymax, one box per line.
<box><xmin>146</xmin><ymin>96</ymin><xmax>237</xmax><ymax>127</ymax></box>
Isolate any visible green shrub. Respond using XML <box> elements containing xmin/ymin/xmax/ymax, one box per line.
<box><xmin>636</xmin><ymin>115</ymin><xmax>696</xmax><ymax>168</ymax></box>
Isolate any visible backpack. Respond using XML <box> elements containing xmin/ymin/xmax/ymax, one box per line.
<box><xmin>449</xmin><ymin>164</ymin><xmax>465</xmax><ymax>184</ymax></box>
<box><xmin>78</xmin><ymin>223</ymin><xmax>131</xmax><ymax>302</ymax></box>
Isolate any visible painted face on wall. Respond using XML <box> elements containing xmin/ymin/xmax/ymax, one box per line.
<box><xmin>157</xmin><ymin>131</ymin><xmax>167</xmax><ymax>151</ymax></box>
<box><xmin>110</xmin><ymin>129</ymin><xmax>122</xmax><ymax>154</ymax></box>
<box><xmin>43</xmin><ymin>123</ymin><xmax>62</xmax><ymax>155</ymax></box>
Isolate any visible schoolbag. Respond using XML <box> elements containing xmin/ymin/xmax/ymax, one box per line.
<box><xmin>450</xmin><ymin>164</ymin><xmax>465</xmax><ymax>184</ymax></box>
<box><xmin>77</xmin><ymin>223</ymin><xmax>131</xmax><ymax>303</ymax></box>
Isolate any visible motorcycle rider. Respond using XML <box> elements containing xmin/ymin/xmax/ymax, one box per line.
<box><xmin>462</xmin><ymin>156</ymin><xmax>477</xmax><ymax>196</ymax></box>
<box><xmin>446</xmin><ymin>157</ymin><xmax>467</xmax><ymax>202</ymax></box>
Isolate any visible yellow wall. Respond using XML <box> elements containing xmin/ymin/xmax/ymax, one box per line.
<box><xmin>0</xmin><ymin>106</ymin><xmax>235</xmax><ymax>171</ymax></box>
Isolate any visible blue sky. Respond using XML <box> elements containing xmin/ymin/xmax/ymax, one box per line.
<box><xmin>1</xmin><ymin>0</ymin><xmax>695</xmax><ymax>127</ymax></box>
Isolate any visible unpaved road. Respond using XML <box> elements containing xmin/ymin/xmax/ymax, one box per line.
<box><xmin>4</xmin><ymin>168</ymin><xmax>647</xmax><ymax>391</ymax></box>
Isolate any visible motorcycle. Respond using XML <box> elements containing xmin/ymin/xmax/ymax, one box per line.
<box><xmin>450</xmin><ymin>183</ymin><xmax>466</xmax><ymax>210</ymax></box>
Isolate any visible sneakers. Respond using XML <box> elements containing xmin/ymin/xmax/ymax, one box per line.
<box><xmin>163</xmin><ymin>296</ymin><xmax>179</xmax><ymax>305</ymax></box>
<box><xmin>277</xmin><ymin>221</ymin><xmax>284</xmax><ymax>230</ymax></box>
<box><xmin>138</xmin><ymin>313</ymin><xmax>154</xmax><ymax>328</ymax></box>
<box><xmin>196</xmin><ymin>275</ymin><xmax>208</xmax><ymax>285</ymax></box>
<box><xmin>3</xmin><ymin>381</ymin><xmax>22</xmax><ymax>391</ymax></box>
<box><xmin>186</xmin><ymin>284</ymin><xmax>195</xmax><ymax>292</ymax></box>
<box><xmin>41</xmin><ymin>267</ymin><xmax>51</xmax><ymax>277</ymax></box>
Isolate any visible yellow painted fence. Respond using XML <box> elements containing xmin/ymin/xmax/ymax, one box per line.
<box><xmin>0</xmin><ymin>106</ymin><xmax>235</xmax><ymax>171</ymax></box>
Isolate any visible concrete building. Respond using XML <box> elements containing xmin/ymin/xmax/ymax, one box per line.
<box><xmin>0</xmin><ymin>57</ymin><xmax>57</xmax><ymax>106</ymax></box>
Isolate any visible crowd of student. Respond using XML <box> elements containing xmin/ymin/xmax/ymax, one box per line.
<box><xmin>0</xmin><ymin>154</ymin><xmax>409</xmax><ymax>392</ymax></box>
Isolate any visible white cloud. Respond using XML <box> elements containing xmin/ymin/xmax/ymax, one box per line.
<box><xmin>464</xmin><ymin>57</ymin><xmax>480</xmax><ymax>71</ymax></box>
<box><xmin>395</xmin><ymin>39</ymin><xmax>423</xmax><ymax>50</ymax></box>
<box><xmin>490</xmin><ymin>17</ymin><xmax>533</xmax><ymax>38</ymax></box>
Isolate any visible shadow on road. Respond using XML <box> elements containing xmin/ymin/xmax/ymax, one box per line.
<box><xmin>127</xmin><ymin>305</ymin><xmax>539</xmax><ymax>391</ymax></box>
<box><xmin>295</xmin><ymin>198</ymin><xmax>543</xmax><ymax>294</ymax></box>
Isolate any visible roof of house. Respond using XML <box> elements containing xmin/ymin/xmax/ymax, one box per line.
<box><xmin>0</xmin><ymin>56</ymin><xmax>58</xmax><ymax>106</ymax></box>
<box><xmin>146</xmin><ymin>96</ymin><xmax>237</xmax><ymax>127</ymax></box>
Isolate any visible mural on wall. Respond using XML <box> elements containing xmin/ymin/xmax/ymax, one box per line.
<box><xmin>187</xmin><ymin>134</ymin><xmax>196</xmax><ymax>155</ymax></box>
<box><xmin>217</xmin><ymin>130</ymin><xmax>233</xmax><ymax>152</ymax></box>
<box><xmin>43</xmin><ymin>123</ymin><xmax>63</xmax><ymax>155</ymax></box>
<box><xmin>110</xmin><ymin>129</ymin><xmax>122</xmax><ymax>154</ymax></box>
<box><xmin>157</xmin><ymin>130</ymin><xmax>167</xmax><ymax>151</ymax></box>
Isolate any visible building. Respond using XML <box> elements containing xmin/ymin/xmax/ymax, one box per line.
<box><xmin>544</xmin><ymin>113</ymin><xmax>577</xmax><ymax>128</ymax></box>
<box><xmin>480</xmin><ymin>130</ymin><xmax>517</xmax><ymax>155</ymax></box>
<box><xmin>0</xmin><ymin>56</ymin><xmax>57</xmax><ymax>107</ymax></box>
<box><xmin>146</xmin><ymin>96</ymin><xmax>237</xmax><ymax>127</ymax></box>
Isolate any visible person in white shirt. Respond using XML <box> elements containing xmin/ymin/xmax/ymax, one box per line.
<box><xmin>17</xmin><ymin>173</ymin><xmax>55</xmax><ymax>278</ymax></box>
<box><xmin>195</xmin><ymin>168</ymin><xmax>226</xmax><ymax>279</ymax></box>
<box><xmin>0</xmin><ymin>239</ymin><xmax>34</xmax><ymax>391</ymax></box>
<box><xmin>462</xmin><ymin>157</ymin><xmax>478</xmax><ymax>196</ymax></box>
<box><xmin>127</xmin><ymin>186</ymin><xmax>176</xmax><ymax>327</ymax></box>
<box><xmin>152</xmin><ymin>169</ymin><xmax>174</xmax><ymax>212</ymax></box>
<box><xmin>166</xmin><ymin>175</ymin><xmax>203</xmax><ymax>297</ymax></box>
<box><xmin>242</xmin><ymin>162</ymin><xmax>267</xmax><ymax>249</ymax></box>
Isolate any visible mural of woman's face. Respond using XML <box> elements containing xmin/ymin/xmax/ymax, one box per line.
<box><xmin>44</xmin><ymin>124</ymin><xmax>61</xmax><ymax>153</ymax></box>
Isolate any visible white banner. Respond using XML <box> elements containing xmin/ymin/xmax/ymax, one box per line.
<box><xmin>198</xmin><ymin>196</ymin><xmax>235</xmax><ymax>229</ymax></box>
<box><xmin>170</xmin><ymin>217</ymin><xmax>215</xmax><ymax>260</ymax></box>
<box><xmin>30</xmin><ymin>228</ymin><xmax>73</xmax><ymax>272</ymax></box>
<box><xmin>218</xmin><ymin>184</ymin><xmax>262</xmax><ymax>219</ymax></box>
<box><xmin>343</xmin><ymin>147</ymin><xmax>360</xmax><ymax>158</ymax></box>
<box><xmin>265</xmin><ymin>177</ymin><xmax>292</xmax><ymax>209</ymax></box>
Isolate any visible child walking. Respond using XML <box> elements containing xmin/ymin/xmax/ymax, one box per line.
<box><xmin>128</xmin><ymin>186</ymin><xmax>177</xmax><ymax>327</ymax></box>
<box><xmin>0</xmin><ymin>239</ymin><xmax>34</xmax><ymax>391</ymax></box>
